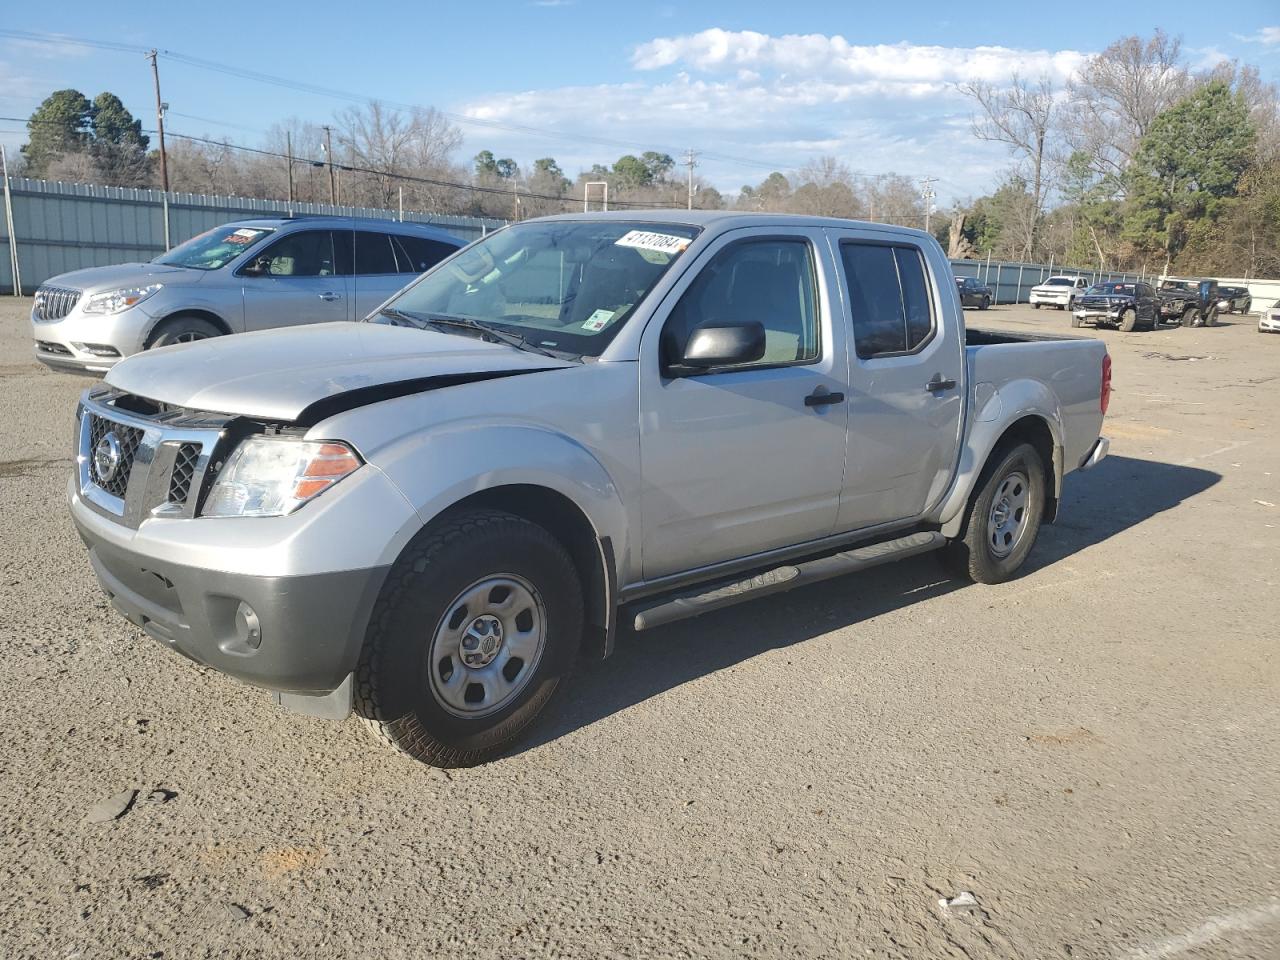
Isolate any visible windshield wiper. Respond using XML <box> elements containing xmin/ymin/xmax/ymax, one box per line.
<box><xmin>419</xmin><ymin>313</ymin><xmax>564</xmax><ymax>359</ymax></box>
<box><xmin>375</xmin><ymin>307</ymin><xmax>428</xmax><ymax>328</ymax></box>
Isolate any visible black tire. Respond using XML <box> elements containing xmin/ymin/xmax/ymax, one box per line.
<box><xmin>943</xmin><ymin>442</ymin><xmax>1046</xmax><ymax>584</ymax></box>
<box><xmin>980</xmin><ymin>297</ymin><xmax>990</xmax><ymax>311</ymax></box>
<box><xmin>1118</xmin><ymin>308</ymin><xmax>1138</xmax><ymax>332</ymax></box>
<box><xmin>1181</xmin><ymin>306</ymin><xmax>1197</xmax><ymax>328</ymax></box>
<box><xmin>1033</xmin><ymin>302</ymin><xmax>1041</xmax><ymax>310</ymax></box>
<box><xmin>145</xmin><ymin>314</ymin><xmax>225</xmax><ymax>349</ymax></box>
<box><xmin>355</xmin><ymin>510</ymin><xmax>583</xmax><ymax>767</ymax></box>
<box><xmin>1056</xmin><ymin>304</ymin><xmax>1065</xmax><ymax>311</ymax></box>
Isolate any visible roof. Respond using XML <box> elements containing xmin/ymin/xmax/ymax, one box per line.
<box><xmin>220</xmin><ymin>215</ymin><xmax>463</xmax><ymax>241</ymax></box>
<box><xmin>529</xmin><ymin>208</ymin><xmax>934</xmax><ymax>240</ymax></box>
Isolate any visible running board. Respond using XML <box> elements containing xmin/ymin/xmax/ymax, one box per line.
<box><xmin>629</xmin><ymin>530</ymin><xmax>946</xmax><ymax>632</ymax></box>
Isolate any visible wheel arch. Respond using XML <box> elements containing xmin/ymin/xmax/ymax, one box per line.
<box><xmin>143</xmin><ymin>308</ymin><xmax>233</xmax><ymax>347</ymax></box>
<box><xmin>416</xmin><ymin>484</ymin><xmax>617</xmax><ymax>662</ymax></box>
<box><xmin>940</xmin><ymin>409</ymin><xmax>1062</xmax><ymax>539</ymax></box>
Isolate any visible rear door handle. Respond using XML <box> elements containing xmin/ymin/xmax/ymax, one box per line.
<box><xmin>804</xmin><ymin>389</ymin><xmax>845</xmax><ymax>407</ymax></box>
<box><xmin>926</xmin><ymin>376</ymin><xmax>957</xmax><ymax>393</ymax></box>
<box><xmin>318</xmin><ymin>291</ymin><xmax>343</xmax><ymax>302</ymax></box>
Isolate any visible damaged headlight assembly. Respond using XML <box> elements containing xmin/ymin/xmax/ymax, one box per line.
<box><xmin>202</xmin><ymin>436</ymin><xmax>362</xmax><ymax>518</ymax></box>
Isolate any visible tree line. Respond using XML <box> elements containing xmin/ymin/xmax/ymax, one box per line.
<box><xmin>10</xmin><ymin>28</ymin><xmax>1279</xmax><ymax>277</ymax></box>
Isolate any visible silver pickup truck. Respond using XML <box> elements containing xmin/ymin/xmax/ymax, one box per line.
<box><xmin>69</xmin><ymin>212</ymin><xmax>1110</xmax><ymax>767</ymax></box>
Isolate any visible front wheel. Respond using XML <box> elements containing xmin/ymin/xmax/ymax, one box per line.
<box><xmin>1033</xmin><ymin>302</ymin><xmax>1041</xmax><ymax>310</ymax></box>
<box><xmin>145</xmin><ymin>314</ymin><xmax>224</xmax><ymax>349</ymax></box>
<box><xmin>980</xmin><ymin>297</ymin><xmax>990</xmax><ymax>311</ymax></box>
<box><xmin>1181</xmin><ymin>306</ymin><xmax>1197</xmax><ymax>328</ymax></box>
<box><xmin>943</xmin><ymin>442</ymin><xmax>1046</xmax><ymax>584</ymax></box>
<box><xmin>1118</xmin><ymin>308</ymin><xmax>1138</xmax><ymax>332</ymax></box>
<box><xmin>355</xmin><ymin>510</ymin><xmax>583</xmax><ymax>767</ymax></box>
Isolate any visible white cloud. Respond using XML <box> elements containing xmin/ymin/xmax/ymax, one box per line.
<box><xmin>456</xmin><ymin>29</ymin><xmax>1099</xmax><ymax>201</ymax></box>
<box><xmin>1234</xmin><ymin>26</ymin><xmax>1280</xmax><ymax>45</ymax></box>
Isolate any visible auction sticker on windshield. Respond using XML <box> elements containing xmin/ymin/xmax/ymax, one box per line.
<box><xmin>226</xmin><ymin>228</ymin><xmax>267</xmax><ymax>245</ymax></box>
<box><xmin>615</xmin><ymin>231</ymin><xmax>691</xmax><ymax>255</ymax></box>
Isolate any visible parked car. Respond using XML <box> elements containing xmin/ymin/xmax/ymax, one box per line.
<box><xmin>1029</xmin><ymin>275</ymin><xmax>1090</xmax><ymax>310</ymax></box>
<box><xmin>30</xmin><ymin>216</ymin><xmax>464</xmax><ymax>372</ymax></box>
<box><xmin>1260</xmin><ymin>302</ymin><xmax>1280</xmax><ymax>334</ymax></box>
<box><xmin>954</xmin><ymin>276</ymin><xmax>992</xmax><ymax>309</ymax></box>
<box><xmin>69</xmin><ymin>212</ymin><xmax>1110</xmax><ymax>767</ymax></box>
<box><xmin>1216</xmin><ymin>285</ymin><xmax>1252</xmax><ymax>314</ymax></box>
<box><xmin>1156</xmin><ymin>279</ymin><xmax>1200</xmax><ymax>326</ymax></box>
<box><xmin>1073</xmin><ymin>281</ymin><xmax>1161</xmax><ymax>331</ymax></box>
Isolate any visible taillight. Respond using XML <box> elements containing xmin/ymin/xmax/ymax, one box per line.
<box><xmin>1101</xmin><ymin>353</ymin><xmax>1112</xmax><ymax>415</ymax></box>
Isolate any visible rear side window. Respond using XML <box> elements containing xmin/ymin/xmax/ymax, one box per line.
<box><xmin>839</xmin><ymin>242</ymin><xmax>936</xmax><ymax>359</ymax></box>
<box><xmin>353</xmin><ymin>232</ymin><xmax>399</xmax><ymax>275</ymax></box>
<box><xmin>393</xmin><ymin>235</ymin><xmax>459</xmax><ymax>274</ymax></box>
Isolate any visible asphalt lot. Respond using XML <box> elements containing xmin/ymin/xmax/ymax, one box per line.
<box><xmin>0</xmin><ymin>297</ymin><xmax>1277</xmax><ymax>959</ymax></box>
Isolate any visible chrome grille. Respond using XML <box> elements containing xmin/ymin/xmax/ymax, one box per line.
<box><xmin>34</xmin><ymin>285</ymin><xmax>82</xmax><ymax>322</ymax></box>
<box><xmin>168</xmin><ymin>443</ymin><xmax>201</xmax><ymax>504</ymax></box>
<box><xmin>87</xmin><ymin>414</ymin><xmax>145</xmax><ymax>499</ymax></box>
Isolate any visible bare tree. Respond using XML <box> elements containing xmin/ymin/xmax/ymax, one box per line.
<box><xmin>959</xmin><ymin>74</ymin><xmax>1058</xmax><ymax>259</ymax></box>
<box><xmin>1066</xmin><ymin>30</ymin><xmax>1192</xmax><ymax>181</ymax></box>
<box><xmin>334</xmin><ymin>101</ymin><xmax>463</xmax><ymax>209</ymax></box>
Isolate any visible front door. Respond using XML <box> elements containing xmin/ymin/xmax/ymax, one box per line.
<box><xmin>638</xmin><ymin>229</ymin><xmax>849</xmax><ymax>580</ymax></box>
<box><xmin>240</xmin><ymin>229</ymin><xmax>349</xmax><ymax>330</ymax></box>
<box><xmin>828</xmin><ymin>230</ymin><xmax>965</xmax><ymax>532</ymax></box>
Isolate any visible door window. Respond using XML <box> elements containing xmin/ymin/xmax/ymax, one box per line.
<box><xmin>839</xmin><ymin>242</ymin><xmax>936</xmax><ymax>359</ymax></box>
<box><xmin>352</xmin><ymin>231</ymin><xmax>399</xmax><ymax>275</ymax></box>
<box><xmin>393</xmin><ymin>235</ymin><xmax>459</xmax><ymax>274</ymax></box>
<box><xmin>662</xmin><ymin>238</ymin><xmax>819</xmax><ymax>370</ymax></box>
<box><xmin>254</xmin><ymin>231</ymin><xmax>336</xmax><ymax>277</ymax></box>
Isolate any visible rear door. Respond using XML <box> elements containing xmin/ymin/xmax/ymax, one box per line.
<box><xmin>828</xmin><ymin>230</ymin><xmax>964</xmax><ymax>532</ymax></box>
<box><xmin>347</xmin><ymin>231</ymin><xmax>412</xmax><ymax>318</ymax></box>
<box><xmin>637</xmin><ymin>228</ymin><xmax>849</xmax><ymax>580</ymax></box>
<box><xmin>239</xmin><ymin>229</ymin><xmax>349</xmax><ymax>330</ymax></box>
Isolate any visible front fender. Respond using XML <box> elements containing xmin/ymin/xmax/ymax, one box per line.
<box><xmin>936</xmin><ymin>378</ymin><xmax>1064</xmax><ymax>536</ymax></box>
<box><xmin>359</xmin><ymin>422</ymin><xmax>630</xmax><ymax>573</ymax></box>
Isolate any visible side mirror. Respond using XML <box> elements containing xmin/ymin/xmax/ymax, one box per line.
<box><xmin>676</xmin><ymin>321</ymin><xmax>766</xmax><ymax>371</ymax></box>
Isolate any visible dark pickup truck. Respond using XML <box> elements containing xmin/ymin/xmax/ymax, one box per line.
<box><xmin>1072</xmin><ymin>281</ymin><xmax>1161</xmax><ymax>332</ymax></box>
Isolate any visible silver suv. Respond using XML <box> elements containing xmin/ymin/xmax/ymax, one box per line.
<box><xmin>31</xmin><ymin>216</ymin><xmax>463</xmax><ymax>372</ymax></box>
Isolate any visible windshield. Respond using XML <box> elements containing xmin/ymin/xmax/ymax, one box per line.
<box><xmin>1044</xmin><ymin>277</ymin><xmax>1075</xmax><ymax>286</ymax></box>
<box><xmin>156</xmin><ymin>225</ymin><xmax>275</xmax><ymax>270</ymax></box>
<box><xmin>380</xmin><ymin>219</ymin><xmax>700</xmax><ymax>357</ymax></box>
<box><xmin>1087</xmin><ymin>283</ymin><xmax>1134</xmax><ymax>295</ymax></box>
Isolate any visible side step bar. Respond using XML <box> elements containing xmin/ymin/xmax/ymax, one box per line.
<box><xmin>629</xmin><ymin>530</ymin><xmax>946</xmax><ymax>632</ymax></box>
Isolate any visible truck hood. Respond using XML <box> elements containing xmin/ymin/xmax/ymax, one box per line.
<box><xmin>44</xmin><ymin>262</ymin><xmax>206</xmax><ymax>292</ymax></box>
<box><xmin>105</xmin><ymin>322</ymin><xmax>575</xmax><ymax>421</ymax></box>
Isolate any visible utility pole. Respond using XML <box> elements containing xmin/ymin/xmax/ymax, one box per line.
<box><xmin>919</xmin><ymin>176</ymin><xmax>937</xmax><ymax>234</ymax></box>
<box><xmin>146</xmin><ymin>50</ymin><xmax>169</xmax><ymax>192</ymax></box>
<box><xmin>322</xmin><ymin>126</ymin><xmax>336</xmax><ymax>204</ymax></box>
<box><xmin>285</xmin><ymin>132</ymin><xmax>295</xmax><ymax>205</ymax></box>
<box><xmin>682</xmin><ymin>148</ymin><xmax>698</xmax><ymax>210</ymax></box>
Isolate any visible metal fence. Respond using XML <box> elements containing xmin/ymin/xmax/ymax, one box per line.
<box><xmin>0</xmin><ymin>177</ymin><xmax>508</xmax><ymax>293</ymax></box>
<box><xmin>949</xmin><ymin>257</ymin><xmax>1145</xmax><ymax>306</ymax></box>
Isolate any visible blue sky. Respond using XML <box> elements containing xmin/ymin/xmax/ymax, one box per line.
<box><xmin>1</xmin><ymin>0</ymin><xmax>1278</xmax><ymax>204</ymax></box>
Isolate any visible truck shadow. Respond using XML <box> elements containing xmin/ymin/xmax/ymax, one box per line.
<box><xmin>516</xmin><ymin>454</ymin><xmax>1220</xmax><ymax>756</ymax></box>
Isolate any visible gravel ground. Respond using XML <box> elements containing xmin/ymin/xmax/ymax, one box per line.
<box><xmin>0</xmin><ymin>298</ymin><xmax>1276</xmax><ymax>960</ymax></box>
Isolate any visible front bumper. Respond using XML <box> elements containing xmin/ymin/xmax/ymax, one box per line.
<box><xmin>31</xmin><ymin>304</ymin><xmax>153</xmax><ymax>372</ymax></box>
<box><xmin>1030</xmin><ymin>291</ymin><xmax>1072</xmax><ymax>305</ymax></box>
<box><xmin>72</xmin><ymin>499</ymin><xmax>388</xmax><ymax>696</ymax></box>
<box><xmin>1073</xmin><ymin>307</ymin><xmax>1122</xmax><ymax>322</ymax></box>
<box><xmin>1260</xmin><ymin>314</ymin><xmax>1280</xmax><ymax>333</ymax></box>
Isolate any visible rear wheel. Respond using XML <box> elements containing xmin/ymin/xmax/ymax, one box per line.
<box><xmin>355</xmin><ymin>510</ymin><xmax>583</xmax><ymax>767</ymax></box>
<box><xmin>980</xmin><ymin>296</ymin><xmax>990</xmax><ymax>311</ymax></box>
<box><xmin>943</xmin><ymin>442</ymin><xmax>1046</xmax><ymax>584</ymax></box>
<box><xmin>1118</xmin><ymin>308</ymin><xmax>1138</xmax><ymax>332</ymax></box>
<box><xmin>145</xmin><ymin>314</ymin><xmax>224</xmax><ymax>349</ymax></box>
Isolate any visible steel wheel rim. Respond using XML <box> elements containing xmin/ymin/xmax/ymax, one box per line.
<box><xmin>427</xmin><ymin>574</ymin><xmax>547</xmax><ymax>718</ymax></box>
<box><xmin>987</xmin><ymin>469</ymin><xmax>1030</xmax><ymax>559</ymax></box>
<box><xmin>173</xmin><ymin>332</ymin><xmax>208</xmax><ymax>343</ymax></box>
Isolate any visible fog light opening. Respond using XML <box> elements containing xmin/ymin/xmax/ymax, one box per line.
<box><xmin>235</xmin><ymin>602</ymin><xmax>262</xmax><ymax>649</ymax></box>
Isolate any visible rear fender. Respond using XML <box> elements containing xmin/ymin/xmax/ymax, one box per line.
<box><xmin>937</xmin><ymin>379</ymin><xmax>1064</xmax><ymax>538</ymax></box>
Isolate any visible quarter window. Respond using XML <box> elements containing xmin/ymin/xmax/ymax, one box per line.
<box><xmin>352</xmin><ymin>231</ymin><xmax>399</xmax><ymax>275</ymax></box>
<box><xmin>663</xmin><ymin>238</ymin><xmax>819</xmax><ymax>370</ymax></box>
<box><xmin>393</xmin><ymin>235</ymin><xmax>459</xmax><ymax>274</ymax></box>
<box><xmin>839</xmin><ymin>242</ymin><xmax>936</xmax><ymax>359</ymax></box>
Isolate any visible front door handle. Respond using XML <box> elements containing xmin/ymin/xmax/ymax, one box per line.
<box><xmin>926</xmin><ymin>376</ymin><xmax>957</xmax><ymax>393</ymax></box>
<box><xmin>804</xmin><ymin>389</ymin><xmax>845</xmax><ymax>407</ymax></box>
<box><xmin>318</xmin><ymin>291</ymin><xmax>343</xmax><ymax>302</ymax></box>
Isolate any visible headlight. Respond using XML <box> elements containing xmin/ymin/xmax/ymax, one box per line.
<box><xmin>81</xmin><ymin>284</ymin><xmax>164</xmax><ymax>315</ymax></box>
<box><xmin>202</xmin><ymin>436</ymin><xmax>362</xmax><ymax>518</ymax></box>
